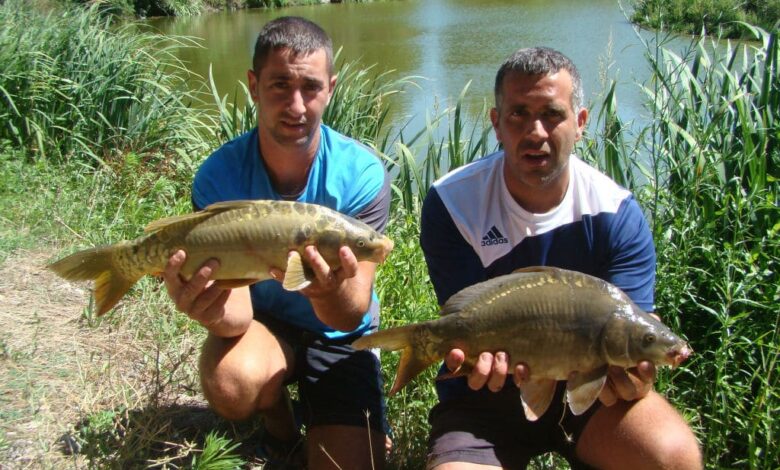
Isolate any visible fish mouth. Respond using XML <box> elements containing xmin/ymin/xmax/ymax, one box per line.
<box><xmin>379</xmin><ymin>237</ymin><xmax>394</xmax><ymax>262</ymax></box>
<box><xmin>668</xmin><ymin>344</ymin><xmax>692</xmax><ymax>368</ymax></box>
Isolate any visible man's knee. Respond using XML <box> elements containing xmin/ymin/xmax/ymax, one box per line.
<box><xmin>198</xmin><ymin>334</ymin><xmax>287</xmax><ymax>421</ymax></box>
<box><xmin>650</xmin><ymin>425</ymin><xmax>702</xmax><ymax>470</ymax></box>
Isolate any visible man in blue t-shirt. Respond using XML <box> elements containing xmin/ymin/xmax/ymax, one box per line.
<box><xmin>162</xmin><ymin>17</ymin><xmax>391</xmax><ymax>469</ymax></box>
<box><xmin>420</xmin><ymin>47</ymin><xmax>701</xmax><ymax>470</ymax></box>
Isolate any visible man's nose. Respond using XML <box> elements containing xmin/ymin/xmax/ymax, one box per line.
<box><xmin>288</xmin><ymin>89</ymin><xmax>306</xmax><ymax>115</ymax></box>
<box><xmin>527</xmin><ymin>119</ymin><xmax>548</xmax><ymax>140</ymax></box>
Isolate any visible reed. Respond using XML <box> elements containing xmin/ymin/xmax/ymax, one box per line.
<box><xmin>0</xmin><ymin>0</ymin><xmax>211</xmax><ymax>169</ymax></box>
<box><xmin>635</xmin><ymin>25</ymin><xmax>779</xmax><ymax>468</ymax></box>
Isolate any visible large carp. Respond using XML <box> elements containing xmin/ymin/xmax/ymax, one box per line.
<box><xmin>353</xmin><ymin>267</ymin><xmax>690</xmax><ymax>421</ymax></box>
<box><xmin>49</xmin><ymin>200</ymin><xmax>394</xmax><ymax>316</ymax></box>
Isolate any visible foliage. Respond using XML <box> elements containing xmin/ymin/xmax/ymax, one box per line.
<box><xmin>635</xmin><ymin>25</ymin><xmax>779</xmax><ymax>468</ymax></box>
<box><xmin>0</xmin><ymin>0</ymin><xmax>213</xmax><ymax>168</ymax></box>
<box><xmin>631</xmin><ymin>0</ymin><xmax>780</xmax><ymax>38</ymax></box>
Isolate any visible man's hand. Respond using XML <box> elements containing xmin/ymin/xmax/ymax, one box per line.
<box><xmin>599</xmin><ymin>361</ymin><xmax>656</xmax><ymax>406</ymax></box>
<box><xmin>270</xmin><ymin>246</ymin><xmax>359</xmax><ymax>297</ymax></box>
<box><xmin>162</xmin><ymin>250</ymin><xmax>231</xmax><ymax>327</ymax></box>
<box><xmin>445</xmin><ymin>348</ymin><xmax>529</xmax><ymax>392</ymax></box>
<box><xmin>270</xmin><ymin>245</ymin><xmax>370</xmax><ymax>332</ymax></box>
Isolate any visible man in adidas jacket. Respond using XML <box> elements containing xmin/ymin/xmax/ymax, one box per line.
<box><xmin>420</xmin><ymin>47</ymin><xmax>701</xmax><ymax>470</ymax></box>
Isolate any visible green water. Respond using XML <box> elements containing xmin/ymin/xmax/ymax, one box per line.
<box><xmin>148</xmin><ymin>0</ymin><xmax>691</xmax><ymax>129</ymax></box>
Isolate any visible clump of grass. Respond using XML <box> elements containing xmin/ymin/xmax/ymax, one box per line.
<box><xmin>0</xmin><ymin>0</ymin><xmax>212</xmax><ymax>168</ymax></box>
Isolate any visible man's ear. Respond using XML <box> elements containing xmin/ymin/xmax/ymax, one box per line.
<box><xmin>490</xmin><ymin>107</ymin><xmax>502</xmax><ymax>142</ymax></box>
<box><xmin>328</xmin><ymin>74</ymin><xmax>338</xmax><ymax>104</ymax></box>
<box><xmin>575</xmin><ymin>107</ymin><xmax>588</xmax><ymax>140</ymax></box>
<box><xmin>247</xmin><ymin>69</ymin><xmax>259</xmax><ymax>102</ymax></box>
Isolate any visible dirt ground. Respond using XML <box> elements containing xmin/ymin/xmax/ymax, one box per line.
<box><xmin>0</xmin><ymin>250</ymin><xmax>245</xmax><ymax>469</ymax></box>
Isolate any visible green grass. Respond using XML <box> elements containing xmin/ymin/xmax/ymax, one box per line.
<box><xmin>1</xmin><ymin>1</ymin><xmax>778</xmax><ymax>468</ymax></box>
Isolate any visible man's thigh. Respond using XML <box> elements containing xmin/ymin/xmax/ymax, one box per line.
<box><xmin>576</xmin><ymin>390</ymin><xmax>702</xmax><ymax>470</ymax></box>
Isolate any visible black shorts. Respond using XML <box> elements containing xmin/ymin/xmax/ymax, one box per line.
<box><xmin>257</xmin><ymin>311</ymin><xmax>390</xmax><ymax>435</ymax></box>
<box><xmin>427</xmin><ymin>382</ymin><xmax>598</xmax><ymax>469</ymax></box>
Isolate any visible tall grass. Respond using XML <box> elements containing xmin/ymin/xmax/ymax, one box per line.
<box><xmin>635</xmin><ymin>26</ymin><xmax>779</xmax><ymax>468</ymax></box>
<box><xmin>0</xmin><ymin>0</ymin><xmax>212</xmax><ymax>169</ymax></box>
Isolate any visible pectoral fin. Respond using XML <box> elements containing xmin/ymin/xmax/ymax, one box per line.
<box><xmin>282</xmin><ymin>251</ymin><xmax>312</xmax><ymax>291</ymax></box>
<box><xmin>519</xmin><ymin>378</ymin><xmax>557</xmax><ymax>421</ymax></box>
<box><xmin>566</xmin><ymin>366</ymin><xmax>608</xmax><ymax>415</ymax></box>
<box><xmin>213</xmin><ymin>279</ymin><xmax>262</xmax><ymax>289</ymax></box>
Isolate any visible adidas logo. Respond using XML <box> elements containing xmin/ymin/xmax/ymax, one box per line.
<box><xmin>481</xmin><ymin>225</ymin><xmax>509</xmax><ymax>246</ymax></box>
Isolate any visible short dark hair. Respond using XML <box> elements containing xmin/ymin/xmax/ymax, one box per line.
<box><xmin>252</xmin><ymin>16</ymin><xmax>334</xmax><ymax>75</ymax></box>
<box><xmin>494</xmin><ymin>47</ymin><xmax>583</xmax><ymax>112</ymax></box>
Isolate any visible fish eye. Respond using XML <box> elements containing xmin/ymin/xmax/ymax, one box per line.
<box><xmin>357</xmin><ymin>238</ymin><xmax>366</xmax><ymax>248</ymax></box>
<box><xmin>643</xmin><ymin>333</ymin><xmax>656</xmax><ymax>346</ymax></box>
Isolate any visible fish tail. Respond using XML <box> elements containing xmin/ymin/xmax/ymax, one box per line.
<box><xmin>353</xmin><ymin>324</ymin><xmax>439</xmax><ymax>395</ymax></box>
<box><xmin>48</xmin><ymin>243</ymin><xmax>142</xmax><ymax>316</ymax></box>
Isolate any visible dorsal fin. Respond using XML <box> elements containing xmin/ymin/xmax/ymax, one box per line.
<box><xmin>511</xmin><ymin>265</ymin><xmax>558</xmax><ymax>274</ymax></box>
<box><xmin>143</xmin><ymin>200</ymin><xmax>259</xmax><ymax>234</ymax></box>
<box><xmin>440</xmin><ymin>267</ymin><xmax>564</xmax><ymax>316</ymax></box>
<box><xmin>440</xmin><ymin>274</ymin><xmax>522</xmax><ymax>316</ymax></box>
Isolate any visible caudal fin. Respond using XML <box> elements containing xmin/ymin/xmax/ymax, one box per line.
<box><xmin>48</xmin><ymin>244</ymin><xmax>142</xmax><ymax>316</ymax></box>
<box><xmin>352</xmin><ymin>324</ymin><xmax>439</xmax><ymax>395</ymax></box>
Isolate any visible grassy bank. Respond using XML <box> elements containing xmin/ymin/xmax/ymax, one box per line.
<box><xmin>631</xmin><ymin>0</ymin><xmax>780</xmax><ymax>38</ymax></box>
<box><xmin>1</xmin><ymin>1</ymin><xmax>778</xmax><ymax>469</ymax></box>
<box><xmin>67</xmin><ymin>0</ymin><xmax>384</xmax><ymax>18</ymax></box>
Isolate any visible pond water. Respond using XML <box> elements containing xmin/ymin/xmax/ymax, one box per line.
<box><xmin>148</xmin><ymin>0</ymin><xmax>695</xmax><ymax>134</ymax></box>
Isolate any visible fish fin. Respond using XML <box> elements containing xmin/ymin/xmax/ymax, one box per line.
<box><xmin>352</xmin><ymin>324</ymin><xmax>417</xmax><ymax>351</ymax></box>
<box><xmin>48</xmin><ymin>244</ymin><xmax>142</xmax><ymax>316</ymax></box>
<box><xmin>566</xmin><ymin>366</ymin><xmax>608</xmax><ymax>416</ymax></box>
<box><xmin>511</xmin><ymin>266</ymin><xmax>559</xmax><ymax>274</ymax></box>
<box><xmin>440</xmin><ymin>277</ymin><xmax>517</xmax><ymax>315</ymax></box>
<box><xmin>282</xmin><ymin>251</ymin><xmax>312</xmax><ymax>291</ymax></box>
<box><xmin>200</xmin><ymin>199</ymin><xmax>263</xmax><ymax>211</ymax></box>
<box><xmin>351</xmin><ymin>324</ymin><xmax>437</xmax><ymax>395</ymax></box>
<box><xmin>143</xmin><ymin>211</ymin><xmax>214</xmax><ymax>234</ymax></box>
<box><xmin>519</xmin><ymin>378</ymin><xmax>557</xmax><ymax>421</ymax></box>
<box><xmin>389</xmin><ymin>347</ymin><xmax>436</xmax><ymax>395</ymax></box>
<box><xmin>213</xmin><ymin>279</ymin><xmax>261</xmax><ymax>289</ymax></box>
<box><xmin>143</xmin><ymin>200</ymin><xmax>260</xmax><ymax>234</ymax></box>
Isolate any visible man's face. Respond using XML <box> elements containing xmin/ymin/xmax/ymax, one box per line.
<box><xmin>491</xmin><ymin>70</ymin><xmax>587</xmax><ymax>207</ymax></box>
<box><xmin>248</xmin><ymin>47</ymin><xmax>335</xmax><ymax>150</ymax></box>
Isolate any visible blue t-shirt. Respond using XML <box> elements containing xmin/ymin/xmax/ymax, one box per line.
<box><xmin>192</xmin><ymin>125</ymin><xmax>391</xmax><ymax>339</ymax></box>
<box><xmin>419</xmin><ymin>151</ymin><xmax>656</xmax><ymax>401</ymax></box>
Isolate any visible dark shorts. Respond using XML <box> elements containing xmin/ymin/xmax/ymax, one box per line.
<box><xmin>257</xmin><ymin>311</ymin><xmax>390</xmax><ymax>436</ymax></box>
<box><xmin>427</xmin><ymin>382</ymin><xmax>598</xmax><ymax>469</ymax></box>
